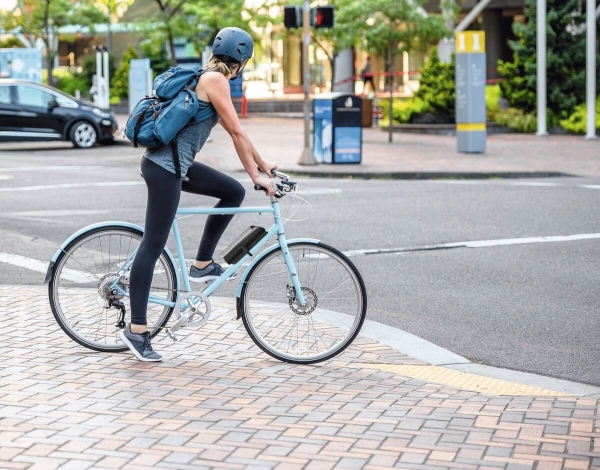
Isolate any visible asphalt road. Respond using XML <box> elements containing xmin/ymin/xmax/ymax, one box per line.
<box><xmin>1</xmin><ymin>141</ymin><xmax>599</xmax><ymax>385</ymax></box>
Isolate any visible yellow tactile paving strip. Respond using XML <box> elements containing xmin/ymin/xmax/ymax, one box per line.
<box><xmin>355</xmin><ymin>364</ymin><xmax>571</xmax><ymax>397</ymax></box>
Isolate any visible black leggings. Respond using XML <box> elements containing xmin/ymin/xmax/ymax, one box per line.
<box><xmin>129</xmin><ymin>158</ymin><xmax>245</xmax><ymax>325</ymax></box>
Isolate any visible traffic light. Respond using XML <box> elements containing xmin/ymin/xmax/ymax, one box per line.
<box><xmin>283</xmin><ymin>5</ymin><xmax>334</xmax><ymax>29</ymax></box>
<box><xmin>311</xmin><ymin>5</ymin><xmax>334</xmax><ymax>28</ymax></box>
<box><xmin>284</xmin><ymin>5</ymin><xmax>301</xmax><ymax>28</ymax></box>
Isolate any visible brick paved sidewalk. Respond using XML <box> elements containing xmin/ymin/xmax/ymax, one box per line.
<box><xmin>1</xmin><ymin>286</ymin><xmax>599</xmax><ymax>470</ymax></box>
<box><xmin>114</xmin><ymin>115</ymin><xmax>600</xmax><ymax>178</ymax></box>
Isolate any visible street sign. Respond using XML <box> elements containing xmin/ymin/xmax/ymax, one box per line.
<box><xmin>129</xmin><ymin>59</ymin><xmax>152</xmax><ymax>114</ymax></box>
<box><xmin>455</xmin><ymin>31</ymin><xmax>486</xmax><ymax>153</ymax></box>
<box><xmin>0</xmin><ymin>48</ymin><xmax>42</xmax><ymax>82</ymax></box>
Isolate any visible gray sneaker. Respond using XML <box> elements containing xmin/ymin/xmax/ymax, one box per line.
<box><xmin>189</xmin><ymin>261</ymin><xmax>237</xmax><ymax>284</ymax></box>
<box><xmin>119</xmin><ymin>325</ymin><xmax>162</xmax><ymax>362</ymax></box>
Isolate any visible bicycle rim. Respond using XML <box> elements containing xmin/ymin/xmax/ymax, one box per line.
<box><xmin>50</xmin><ymin>227</ymin><xmax>176</xmax><ymax>351</ymax></box>
<box><xmin>241</xmin><ymin>242</ymin><xmax>367</xmax><ymax>364</ymax></box>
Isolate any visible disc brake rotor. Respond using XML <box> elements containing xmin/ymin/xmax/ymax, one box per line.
<box><xmin>288</xmin><ymin>286</ymin><xmax>318</xmax><ymax>315</ymax></box>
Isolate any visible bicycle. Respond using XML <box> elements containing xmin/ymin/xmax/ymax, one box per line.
<box><xmin>45</xmin><ymin>171</ymin><xmax>367</xmax><ymax>364</ymax></box>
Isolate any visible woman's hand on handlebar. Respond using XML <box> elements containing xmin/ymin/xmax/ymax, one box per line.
<box><xmin>258</xmin><ymin>160</ymin><xmax>278</xmax><ymax>178</ymax></box>
<box><xmin>252</xmin><ymin>175</ymin><xmax>278</xmax><ymax>196</ymax></box>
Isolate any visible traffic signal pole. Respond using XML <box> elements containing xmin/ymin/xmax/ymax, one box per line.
<box><xmin>298</xmin><ymin>0</ymin><xmax>318</xmax><ymax>165</ymax></box>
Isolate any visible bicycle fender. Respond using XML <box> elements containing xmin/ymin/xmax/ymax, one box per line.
<box><xmin>235</xmin><ymin>237</ymin><xmax>320</xmax><ymax>319</ymax></box>
<box><xmin>43</xmin><ymin>221</ymin><xmax>181</xmax><ymax>290</ymax></box>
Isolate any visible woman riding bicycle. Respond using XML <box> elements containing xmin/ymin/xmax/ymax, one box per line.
<box><xmin>121</xmin><ymin>27</ymin><xmax>278</xmax><ymax>362</ymax></box>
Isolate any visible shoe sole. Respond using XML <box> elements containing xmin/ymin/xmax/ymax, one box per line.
<box><xmin>119</xmin><ymin>330</ymin><xmax>162</xmax><ymax>362</ymax></box>
<box><xmin>189</xmin><ymin>274</ymin><xmax>238</xmax><ymax>284</ymax></box>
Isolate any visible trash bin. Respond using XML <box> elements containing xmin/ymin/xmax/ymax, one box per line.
<box><xmin>313</xmin><ymin>93</ymin><xmax>363</xmax><ymax>164</ymax></box>
<box><xmin>362</xmin><ymin>98</ymin><xmax>373</xmax><ymax>127</ymax></box>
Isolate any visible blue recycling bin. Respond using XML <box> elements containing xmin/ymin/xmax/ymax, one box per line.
<box><xmin>313</xmin><ymin>93</ymin><xmax>363</xmax><ymax>164</ymax></box>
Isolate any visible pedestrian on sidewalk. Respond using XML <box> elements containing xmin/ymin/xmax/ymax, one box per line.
<box><xmin>120</xmin><ymin>27</ymin><xmax>279</xmax><ymax>362</ymax></box>
<box><xmin>361</xmin><ymin>56</ymin><xmax>375</xmax><ymax>95</ymax></box>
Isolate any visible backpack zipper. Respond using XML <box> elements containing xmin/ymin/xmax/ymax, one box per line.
<box><xmin>184</xmin><ymin>94</ymin><xmax>189</xmax><ymax>110</ymax></box>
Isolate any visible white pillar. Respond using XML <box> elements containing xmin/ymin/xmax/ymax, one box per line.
<box><xmin>103</xmin><ymin>50</ymin><xmax>110</xmax><ymax>108</ymax></box>
<box><xmin>536</xmin><ymin>0</ymin><xmax>548</xmax><ymax>136</ymax></box>
<box><xmin>94</xmin><ymin>47</ymin><xmax>102</xmax><ymax>107</ymax></box>
<box><xmin>333</xmin><ymin>48</ymin><xmax>354</xmax><ymax>93</ymax></box>
<box><xmin>585</xmin><ymin>0</ymin><xmax>597</xmax><ymax>139</ymax></box>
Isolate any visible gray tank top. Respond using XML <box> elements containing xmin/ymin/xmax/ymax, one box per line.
<box><xmin>143</xmin><ymin>101</ymin><xmax>219</xmax><ymax>177</ymax></box>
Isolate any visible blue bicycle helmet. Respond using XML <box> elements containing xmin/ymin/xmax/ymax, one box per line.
<box><xmin>212</xmin><ymin>27</ymin><xmax>254</xmax><ymax>80</ymax></box>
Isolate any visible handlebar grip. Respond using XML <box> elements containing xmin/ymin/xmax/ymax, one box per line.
<box><xmin>254</xmin><ymin>183</ymin><xmax>284</xmax><ymax>198</ymax></box>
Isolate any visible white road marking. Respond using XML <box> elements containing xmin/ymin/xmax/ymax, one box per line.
<box><xmin>0</xmin><ymin>166</ymin><xmax>107</xmax><ymax>173</ymax></box>
<box><xmin>299</xmin><ymin>188</ymin><xmax>342</xmax><ymax>195</ymax></box>
<box><xmin>580</xmin><ymin>185</ymin><xmax>600</xmax><ymax>189</ymax></box>
<box><xmin>0</xmin><ymin>253</ymin><xmax>95</xmax><ymax>283</ymax></box>
<box><xmin>342</xmin><ymin>233</ymin><xmax>600</xmax><ymax>258</ymax></box>
<box><xmin>0</xmin><ymin>175</ymin><xmax>13</xmax><ymax>181</ymax></box>
<box><xmin>4</xmin><ymin>210</ymin><xmax>110</xmax><ymax>218</ymax></box>
<box><xmin>0</xmin><ymin>181</ymin><xmax>144</xmax><ymax>192</ymax></box>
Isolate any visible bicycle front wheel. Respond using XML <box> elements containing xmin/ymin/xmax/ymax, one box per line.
<box><xmin>239</xmin><ymin>241</ymin><xmax>367</xmax><ymax>364</ymax></box>
<box><xmin>48</xmin><ymin>225</ymin><xmax>177</xmax><ymax>352</ymax></box>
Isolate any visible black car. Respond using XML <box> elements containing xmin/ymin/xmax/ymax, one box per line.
<box><xmin>0</xmin><ymin>79</ymin><xmax>118</xmax><ymax>148</ymax></box>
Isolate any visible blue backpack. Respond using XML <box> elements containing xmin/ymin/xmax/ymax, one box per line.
<box><xmin>125</xmin><ymin>67</ymin><xmax>214</xmax><ymax>179</ymax></box>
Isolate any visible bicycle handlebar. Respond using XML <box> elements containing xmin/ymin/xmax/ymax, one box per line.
<box><xmin>253</xmin><ymin>168</ymin><xmax>297</xmax><ymax>198</ymax></box>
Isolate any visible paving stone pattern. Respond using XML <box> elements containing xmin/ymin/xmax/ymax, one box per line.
<box><xmin>1</xmin><ymin>286</ymin><xmax>599</xmax><ymax>469</ymax></box>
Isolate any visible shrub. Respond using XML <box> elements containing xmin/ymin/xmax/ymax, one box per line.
<box><xmin>498</xmin><ymin>0</ymin><xmax>592</xmax><ymax>118</ymax></box>
<box><xmin>111</xmin><ymin>45</ymin><xmax>139</xmax><ymax>100</ymax></box>
<box><xmin>559</xmin><ymin>98</ymin><xmax>600</xmax><ymax>134</ymax></box>
<box><xmin>379</xmin><ymin>97</ymin><xmax>431</xmax><ymax>124</ymax></box>
<box><xmin>494</xmin><ymin>108</ymin><xmax>537</xmax><ymax>133</ymax></box>
<box><xmin>486</xmin><ymin>84</ymin><xmax>501</xmax><ymax>121</ymax></box>
<box><xmin>415</xmin><ymin>46</ymin><xmax>455</xmax><ymax>119</ymax></box>
<box><xmin>494</xmin><ymin>108</ymin><xmax>559</xmax><ymax>133</ymax></box>
<box><xmin>42</xmin><ymin>69</ymin><xmax>89</xmax><ymax>98</ymax></box>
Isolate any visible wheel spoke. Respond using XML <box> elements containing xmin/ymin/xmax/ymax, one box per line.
<box><xmin>50</xmin><ymin>228</ymin><xmax>176</xmax><ymax>351</ymax></box>
<box><xmin>241</xmin><ymin>243</ymin><xmax>365</xmax><ymax>364</ymax></box>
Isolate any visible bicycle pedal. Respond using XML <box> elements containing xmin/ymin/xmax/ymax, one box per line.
<box><xmin>165</xmin><ymin>329</ymin><xmax>178</xmax><ymax>342</ymax></box>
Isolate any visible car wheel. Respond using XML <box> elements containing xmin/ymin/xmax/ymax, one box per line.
<box><xmin>70</xmin><ymin>121</ymin><xmax>97</xmax><ymax>148</ymax></box>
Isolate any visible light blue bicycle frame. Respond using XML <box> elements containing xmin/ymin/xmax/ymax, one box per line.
<box><xmin>110</xmin><ymin>199</ymin><xmax>307</xmax><ymax>308</ymax></box>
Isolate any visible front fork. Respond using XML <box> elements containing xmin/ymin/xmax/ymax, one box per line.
<box><xmin>274</xmin><ymin>201</ymin><xmax>306</xmax><ymax>307</ymax></box>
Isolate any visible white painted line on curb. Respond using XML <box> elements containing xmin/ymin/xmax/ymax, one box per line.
<box><xmin>342</xmin><ymin>233</ymin><xmax>600</xmax><ymax>258</ymax></box>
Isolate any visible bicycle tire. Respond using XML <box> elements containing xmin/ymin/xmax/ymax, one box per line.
<box><xmin>238</xmin><ymin>241</ymin><xmax>367</xmax><ymax>364</ymax></box>
<box><xmin>48</xmin><ymin>225</ymin><xmax>177</xmax><ymax>352</ymax></box>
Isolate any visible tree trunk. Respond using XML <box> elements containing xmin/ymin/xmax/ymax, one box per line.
<box><xmin>44</xmin><ymin>39</ymin><xmax>56</xmax><ymax>87</ymax></box>
<box><xmin>388</xmin><ymin>41</ymin><xmax>394</xmax><ymax>144</ymax></box>
<box><xmin>167</xmin><ymin>28</ymin><xmax>177</xmax><ymax>66</ymax></box>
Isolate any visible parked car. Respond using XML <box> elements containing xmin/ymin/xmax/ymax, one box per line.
<box><xmin>0</xmin><ymin>79</ymin><xmax>118</xmax><ymax>148</ymax></box>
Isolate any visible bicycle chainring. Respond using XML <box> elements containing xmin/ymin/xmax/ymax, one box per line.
<box><xmin>174</xmin><ymin>291</ymin><xmax>211</xmax><ymax>327</ymax></box>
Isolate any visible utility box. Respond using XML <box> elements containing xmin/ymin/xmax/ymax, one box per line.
<box><xmin>313</xmin><ymin>93</ymin><xmax>363</xmax><ymax>164</ymax></box>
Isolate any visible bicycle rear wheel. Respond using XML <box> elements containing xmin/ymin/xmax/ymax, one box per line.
<box><xmin>48</xmin><ymin>225</ymin><xmax>177</xmax><ymax>352</ymax></box>
<box><xmin>238</xmin><ymin>241</ymin><xmax>367</xmax><ymax>364</ymax></box>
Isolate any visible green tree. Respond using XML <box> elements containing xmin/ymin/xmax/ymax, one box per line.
<box><xmin>140</xmin><ymin>41</ymin><xmax>172</xmax><ymax>78</ymax></box>
<box><xmin>342</xmin><ymin>0</ymin><xmax>448</xmax><ymax>142</ymax></box>
<box><xmin>498</xmin><ymin>0</ymin><xmax>594</xmax><ymax>118</ymax></box>
<box><xmin>0</xmin><ymin>0</ymin><xmax>107</xmax><ymax>86</ymax></box>
<box><xmin>111</xmin><ymin>45</ymin><xmax>138</xmax><ymax>100</ymax></box>
<box><xmin>415</xmin><ymin>46</ymin><xmax>455</xmax><ymax>119</ymax></box>
<box><xmin>0</xmin><ymin>37</ymin><xmax>23</xmax><ymax>48</ymax></box>
<box><xmin>135</xmin><ymin>0</ymin><xmax>260</xmax><ymax>67</ymax></box>
<box><xmin>280</xmin><ymin>0</ymin><xmax>363</xmax><ymax>91</ymax></box>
